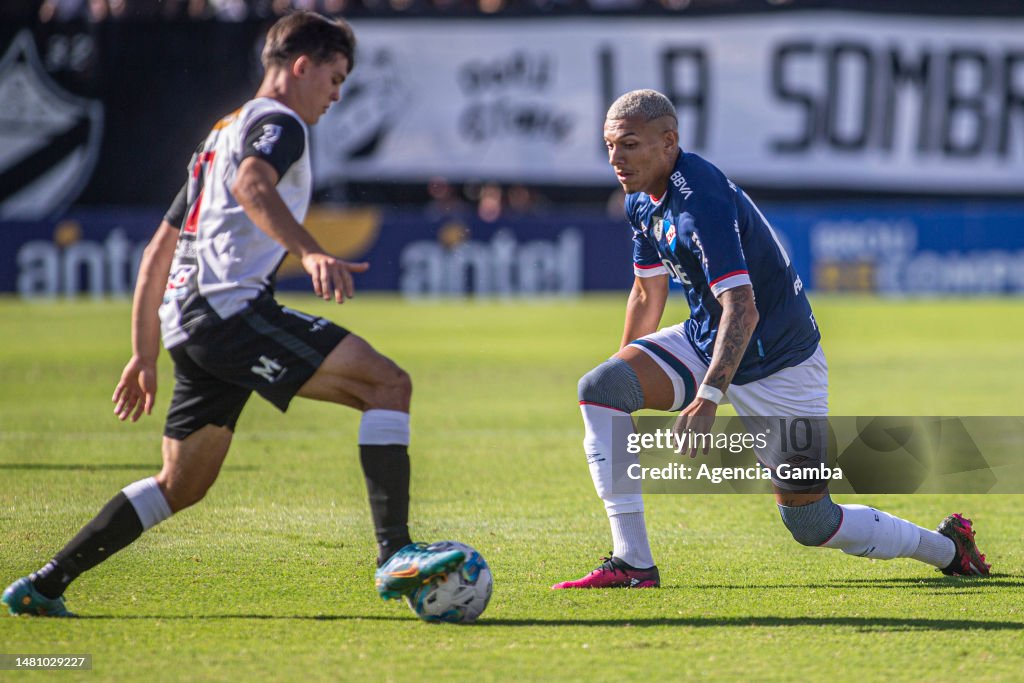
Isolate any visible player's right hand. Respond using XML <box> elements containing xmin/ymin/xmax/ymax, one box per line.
<box><xmin>673</xmin><ymin>398</ymin><xmax>718</xmax><ymax>458</ymax></box>
<box><xmin>301</xmin><ymin>252</ymin><xmax>370</xmax><ymax>303</ymax></box>
<box><xmin>112</xmin><ymin>356</ymin><xmax>157</xmax><ymax>422</ymax></box>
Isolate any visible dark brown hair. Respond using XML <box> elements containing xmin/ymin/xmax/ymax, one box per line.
<box><xmin>261</xmin><ymin>11</ymin><xmax>356</xmax><ymax>71</ymax></box>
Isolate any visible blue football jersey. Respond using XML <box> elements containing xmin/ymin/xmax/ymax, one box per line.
<box><xmin>625</xmin><ymin>150</ymin><xmax>820</xmax><ymax>385</ymax></box>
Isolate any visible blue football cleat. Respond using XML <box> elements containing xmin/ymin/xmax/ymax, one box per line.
<box><xmin>2</xmin><ymin>577</ymin><xmax>76</xmax><ymax>617</ymax></box>
<box><xmin>374</xmin><ymin>542</ymin><xmax>466</xmax><ymax>601</ymax></box>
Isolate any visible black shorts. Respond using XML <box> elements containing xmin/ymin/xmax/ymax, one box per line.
<box><xmin>164</xmin><ymin>296</ymin><xmax>349</xmax><ymax>440</ymax></box>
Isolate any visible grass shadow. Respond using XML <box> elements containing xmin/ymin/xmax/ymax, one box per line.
<box><xmin>70</xmin><ymin>614</ymin><xmax>1024</xmax><ymax>632</ymax></box>
<box><xmin>76</xmin><ymin>614</ymin><xmax>410</xmax><ymax>622</ymax></box>
<box><xmin>0</xmin><ymin>463</ymin><xmax>257</xmax><ymax>472</ymax></box>
<box><xmin>474</xmin><ymin>616</ymin><xmax>1024</xmax><ymax>631</ymax></box>
<box><xmin>834</xmin><ymin>575</ymin><xmax>1023</xmax><ymax>586</ymax></box>
<box><xmin>684</xmin><ymin>575</ymin><xmax>1024</xmax><ymax>591</ymax></box>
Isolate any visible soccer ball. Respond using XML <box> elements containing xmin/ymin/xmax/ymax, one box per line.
<box><xmin>405</xmin><ymin>541</ymin><xmax>493</xmax><ymax>624</ymax></box>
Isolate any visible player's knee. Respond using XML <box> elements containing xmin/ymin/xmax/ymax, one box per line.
<box><xmin>387</xmin><ymin>365</ymin><xmax>412</xmax><ymax>400</ymax></box>
<box><xmin>578</xmin><ymin>358</ymin><xmax>644</xmax><ymax>414</ymax></box>
<box><xmin>366</xmin><ymin>363</ymin><xmax>412</xmax><ymax>410</ymax></box>
<box><xmin>778</xmin><ymin>494</ymin><xmax>842</xmax><ymax>547</ymax></box>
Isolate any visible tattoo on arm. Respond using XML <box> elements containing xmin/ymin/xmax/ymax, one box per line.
<box><xmin>705</xmin><ymin>286</ymin><xmax>758</xmax><ymax>392</ymax></box>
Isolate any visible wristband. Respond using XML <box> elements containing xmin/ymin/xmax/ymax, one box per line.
<box><xmin>696</xmin><ymin>383</ymin><xmax>724</xmax><ymax>405</ymax></box>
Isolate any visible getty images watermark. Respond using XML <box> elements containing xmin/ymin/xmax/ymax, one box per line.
<box><xmin>625</xmin><ymin>426</ymin><xmax>842</xmax><ymax>484</ymax></box>
<box><xmin>609</xmin><ymin>416</ymin><xmax>1024</xmax><ymax>494</ymax></box>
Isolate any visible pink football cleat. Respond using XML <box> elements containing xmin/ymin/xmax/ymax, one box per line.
<box><xmin>937</xmin><ymin>513</ymin><xmax>991</xmax><ymax>577</ymax></box>
<box><xmin>552</xmin><ymin>555</ymin><xmax>660</xmax><ymax>589</ymax></box>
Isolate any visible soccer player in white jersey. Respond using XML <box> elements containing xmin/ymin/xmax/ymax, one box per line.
<box><xmin>552</xmin><ymin>89</ymin><xmax>990</xmax><ymax>589</ymax></box>
<box><xmin>3</xmin><ymin>11</ymin><xmax>462</xmax><ymax>617</ymax></box>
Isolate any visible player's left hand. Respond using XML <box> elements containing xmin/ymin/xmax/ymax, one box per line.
<box><xmin>112</xmin><ymin>356</ymin><xmax>157</xmax><ymax>422</ymax></box>
<box><xmin>673</xmin><ymin>398</ymin><xmax>718</xmax><ymax>457</ymax></box>
<box><xmin>301</xmin><ymin>252</ymin><xmax>370</xmax><ymax>303</ymax></box>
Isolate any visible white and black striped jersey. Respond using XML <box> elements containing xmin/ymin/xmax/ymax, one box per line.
<box><xmin>159</xmin><ymin>97</ymin><xmax>311</xmax><ymax>348</ymax></box>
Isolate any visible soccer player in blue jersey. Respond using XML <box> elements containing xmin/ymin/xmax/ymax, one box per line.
<box><xmin>552</xmin><ymin>89</ymin><xmax>990</xmax><ymax>589</ymax></box>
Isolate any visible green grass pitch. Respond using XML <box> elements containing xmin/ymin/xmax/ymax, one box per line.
<box><xmin>1</xmin><ymin>294</ymin><xmax>1023</xmax><ymax>681</ymax></box>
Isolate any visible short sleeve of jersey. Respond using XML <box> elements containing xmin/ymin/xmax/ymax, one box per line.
<box><xmin>241</xmin><ymin>113</ymin><xmax>306</xmax><ymax>180</ymax></box>
<box><xmin>163</xmin><ymin>183</ymin><xmax>187</xmax><ymax>230</ymax></box>
<box><xmin>626</xmin><ymin>194</ymin><xmax>668</xmax><ymax>279</ymax></box>
<box><xmin>687</xmin><ymin>181</ymin><xmax>751</xmax><ymax>296</ymax></box>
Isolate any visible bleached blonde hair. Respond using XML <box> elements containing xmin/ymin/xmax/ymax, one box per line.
<box><xmin>606</xmin><ymin>89</ymin><xmax>677</xmax><ymax>125</ymax></box>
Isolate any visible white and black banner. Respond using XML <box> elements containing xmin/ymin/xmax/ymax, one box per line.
<box><xmin>0</xmin><ymin>32</ymin><xmax>103</xmax><ymax>220</ymax></box>
<box><xmin>314</xmin><ymin>12</ymin><xmax>1024</xmax><ymax>192</ymax></box>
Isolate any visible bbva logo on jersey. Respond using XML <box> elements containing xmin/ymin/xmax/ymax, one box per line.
<box><xmin>669</xmin><ymin>171</ymin><xmax>693</xmax><ymax>200</ymax></box>
<box><xmin>0</xmin><ymin>32</ymin><xmax>103</xmax><ymax>220</ymax></box>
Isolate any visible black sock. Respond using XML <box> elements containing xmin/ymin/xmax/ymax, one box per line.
<box><xmin>31</xmin><ymin>492</ymin><xmax>144</xmax><ymax>599</ymax></box>
<box><xmin>359</xmin><ymin>445</ymin><xmax>412</xmax><ymax>565</ymax></box>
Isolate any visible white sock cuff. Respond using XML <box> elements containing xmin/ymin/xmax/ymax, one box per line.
<box><xmin>610</xmin><ymin>511</ymin><xmax>655</xmax><ymax>569</ymax></box>
<box><xmin>603</xmin><ymin>496</ymin><xmax>645</xmax><ymax>516</ymax></box>
<box><xmin>913</xmin><ymin>528</ymin><xmax>956</xmax><ymax>568</ymax></box>
<box><xmin>122</xmin><ymin>477</ymin><xmax>172</xmax><ymax>531</ymax></box>
<box><xmin>824</xmin><ymin>504</ymin><xmax>922</xmax><ymax>561</ymax></box>
<box><xmin>359</xmin><ymin>409</ymin><xmax>411</xmax><ymax>446</ymax></box>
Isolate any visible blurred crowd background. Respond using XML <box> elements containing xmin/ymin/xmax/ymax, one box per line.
<box><xmin>5</xmin><ymin>0</ymin><xmax>1015</xmax><ymax>21</ymax></box>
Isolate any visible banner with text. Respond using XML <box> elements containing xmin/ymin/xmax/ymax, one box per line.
<box><xmin>317</xmin><ymin>14</ymin><xmax>1024</xmax><ymax>193</ymax></box>
<box><xmin>3</xmin><ymin>202</ymin><xmax>1022</xmax><ymax>297</ymax></box>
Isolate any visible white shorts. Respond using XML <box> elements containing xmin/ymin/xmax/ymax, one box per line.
<box><xmin>630</xmin><ymin>325</ymin><xmax>830</xmax><ymax>490</ymax></box>
<box><xmin>626</xmin><ymin>323</ymin><xmax>827</xmax><ymax>489</ymax></box>
<box><xmin>629</xmin><ymin>323</ymin><xmax>829</xmax><ymax>416</ymax></box>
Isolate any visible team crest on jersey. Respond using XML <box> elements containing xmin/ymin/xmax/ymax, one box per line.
<box><xmin>0</xmin><ymin>32</ymin><xmax>103</xmax><ymax>220</ymax></box>
<box><xmin>665</xmin><ymin>223</ymin><xmax>676</xmax><ymax>245</ymax></box>
<box><xmin>253</xmin><ymin>124</ymin><xmax>282</xmax><ymax>155</ymax></box>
